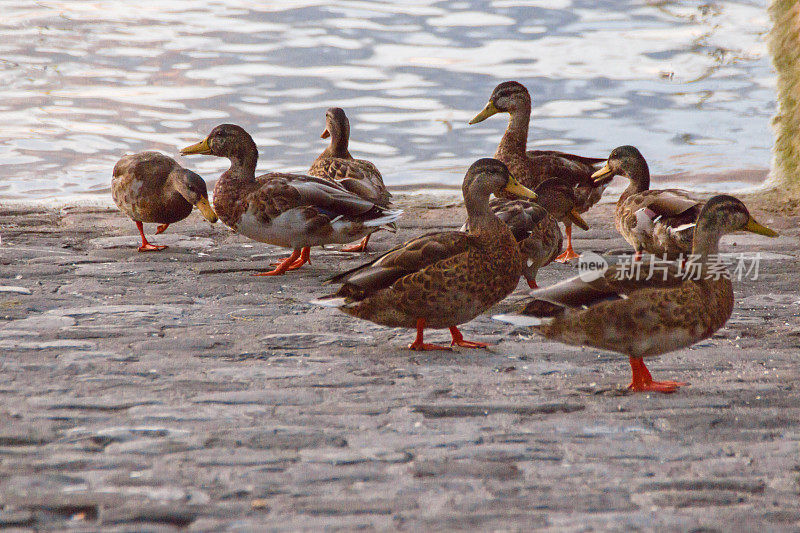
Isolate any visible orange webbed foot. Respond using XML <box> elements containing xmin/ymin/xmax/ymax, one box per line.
<box><xmin>255</xmin><ymin>249</ymin><xmax>301</xmax><ymax>276</ymax></box>
<box><xmin>407</xmin><ymin>318</ymin><xmax>452</xmax><ymax>351</ymax></box>
<box><xmin>628</xmin><ymin>380</ymin><xmax>688</xmax><ymax>394</ymax></box>
<box><xmin>449</xmin><ymin>326</ymin><xmax>490</xmax><ymax>349</ymax></box>
<box><xmin>155</xmin><ymin>223</ymin><xmax>169</xmax><ymax>235</ymax></box>
<box><xmin>627</xmin><ymin>357</ymin><xmax>687</xmax><ymax>393</ymax></box>
<box><xmin>555</xmin><ymin>224</ymin><xmax>580</xmax><ymax>263</ymax></box>
<box><xmin>137</xmin><ymin>243</ymin><xmax>168</xmax><ymax>252</ymax></box>
<box><xmin>451</xmin><ymin>339</ymin><xmax>489</xmax><ymax>349</ymax></box>
<box><xmin>408</xmin><ymin>341</ymin><xmax>452</xmax><ymax>351</ymax></box>
<box><xmin>554</xmin><ymin>247</ymin><xmax>580</xmax><ymax>263</ymax></box>
<box><xmin>135</xmin><ymin>221</ymin><xmax>167</xmax><ymax>252</ymax></box>
<box><xmin>341</xmin><ymin>235</ymin><xmax>369</xmax><ymax>253</ymax></box>
<box><xmin>259</xmin><ymin>248</ymin><xmax>311</xmax><ymax>275</ymax></box>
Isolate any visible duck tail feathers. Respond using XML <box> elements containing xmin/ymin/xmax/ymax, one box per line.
<box><xmin>310</xmin><ymin>295</ymin><xmax>348</xmax><ymax>308</ymax></box>
<box><xmin>492</xmin><ymin>313</ymin><xmax>553</xmax><ymax>327</ymax></box>
<box><xmin>364</xmin><ymin>209</ymin><xmax>403</xmax><ymax>228</ymax></box>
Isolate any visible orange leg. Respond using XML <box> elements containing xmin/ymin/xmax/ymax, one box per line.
<box><xmin>341</xmin><ymin>234</ymin><xmax>370</xmax><ymax>253</ymax></box>
<box><xmin>255</xmin><ymin>249</ymin><xmax>302</xmax><ymax>276</ymax></box>
<box><xmin>269</xmin><ymin>247</ymin><xmax>311</xmax><ymax>270</ymax></box>
<box><xmin>284</xmin><ymin>246</ymin><xmax>311</xmax><ymax>270</ymax></box>
<box><xmin>449</xmin><ymin>326</ymin><xmax>489</xmax><ymax>349</ymax></box>
<box><xmin>264</xmin><ymin>247</ymin><xmax>311</xmax><ymax>274</ymax></box>
<box><xmin>555</xmin><ymin>224</ymin><xmax>580</xmax><ymax>263</ymax></box>
<box><xmin>628</xmin><ymin>356</ymin><xmax>687</xmax><ymax>393</ymax></box>
<box><xmin>527</xmin><ymin>278</ymin><xmax>539</xmax><ymax>289</ymax></box>
<box><xmin>155</xmin><ymin>223</ymin><xmax>169</xmax><ymax>235</ymax></box>
<box><xmin>633</xmin><ymin>250</ymin><xmax>643</xmax><ymax>261</ymax></box>
<box><xmin>136</xmin><ymin>221</ymin><xmax>167</xmax><ymax>252</ymax></box>
<box><xmin>408</xmin><ymin>318</ymin><xmax>451</xmax><ymax>351</ymax></box>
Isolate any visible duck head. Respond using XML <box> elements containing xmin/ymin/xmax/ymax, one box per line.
<box><xmin>469</xmin><ymin>81</ymin><xmax>531</xmax><ymax>125</ymax></box>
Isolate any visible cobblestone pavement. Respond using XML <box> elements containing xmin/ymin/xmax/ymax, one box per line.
<box><xmin>1</xmin><ymin>194</ymin><xmax>799</xmax><ymax>531</ymax></box>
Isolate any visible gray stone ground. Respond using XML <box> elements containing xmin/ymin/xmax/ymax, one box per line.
<box><xmin>0</xmin><ymin>193</ymin><xmax>799</xmax><ymax>531</ymax></box>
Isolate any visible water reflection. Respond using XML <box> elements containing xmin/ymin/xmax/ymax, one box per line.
<box><xmin>0</xmin><ymin>0</ymin><xmax>773</xmax><ymax>201</ymax></box>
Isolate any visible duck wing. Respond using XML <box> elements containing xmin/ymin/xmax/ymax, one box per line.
<box><xmin>625</xmin><ymin>189</ymin><xmax>704</xmax><ymax>229</ymax></box>
<box><xmin>521</xmin><ymin>262</ymin><xmax>686</xmax><ymax>314</ymax></box>
<box><xmin>325</xmin><ymin>231</ymin><xmax>479</xmax><ymax>300</ymax></box>
<box><xmin>309</xmin><ymin>158</ymin><xmax>391</xmax><ymax>206</ymax></box>
<box><xmin>488</xmin><ymin>198</ymin><xmax>548</xmax><ymax>242</ymax></box>
<box><xmin>251</xmin><ymin>173</ymin><xmax>385</xmax><ymax>220</ymax></box>
<box><xmin>527</xmin><ymin>150</ymin><xmax>606</xmax><ymax>168</ymax></box>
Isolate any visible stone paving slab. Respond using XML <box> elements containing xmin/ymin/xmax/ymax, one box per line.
<box><xmin>0</xmin><ymin>193</ymin><xmax>799</xmax><ymax>531</ymax></box>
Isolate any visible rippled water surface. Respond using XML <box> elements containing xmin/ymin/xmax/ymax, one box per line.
<box><xmin>0</xmin><ymin>0</ymin><xmax>774</xmax><ymax>202</ymax></box>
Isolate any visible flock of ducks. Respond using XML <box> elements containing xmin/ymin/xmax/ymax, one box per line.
<box><xmin>111</xmin><ymin>80</ymin><xmax>778</xmax><ymax>394</ymax></box>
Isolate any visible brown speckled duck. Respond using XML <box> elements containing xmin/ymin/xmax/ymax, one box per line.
<box><xmin>495</xmin><ymin>195</ymin><xmax>778</xmax><ymax>393</ymax></box>
<box><xmin>313</xmin><ymin>158</ymin><xmax>537</xmax><ymax>351</ymax></box>
<box><xmin>592</xmin><ymin>145</ymin><xmax>704</xmax><ymax>260</ymax></box>
<box><xmin>464</xmin><ymin>178</ymin><xmax>589</xmax><ymax>289</ymax></box>
<box><xmin>469</xmin><ymin>81</ymin><xmax>608</xmax><ymax>262</ymax></box>
<box><xmin>111</xmin><ymin>151</ymin><xmax>217</xmax><ymax>252</ymax></box>
<box><xmin>308</xmin><ymin>107</ymin><xmax>392</xmax><ymax>252</ymax></box>
<box><xmin>181</xmin><ymin>124</ymin><xmax>401</xmax><ymax>275</ymax></box>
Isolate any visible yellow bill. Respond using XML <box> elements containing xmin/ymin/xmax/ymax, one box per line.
<box><xmin>744</xmin><ymin>216</ymin><xmax>778</xmax><ymax>237</ymax></box>
<box><xmin>195</xmin><ymin>197</ymin><xmax>218</xmax><ymax>223</ymax></box>
<box><xmin>591</xmin><ymin>163</ymin><xmax>613</xmax><ymax>182</ymax></box>
<box><xmin>567</xmin><ymin>209</ymin><xmax>589</xmax><ymax>231</ymax></box>
<box><xmin>469</xmin><ymin>101</ymin><xmax>500</xmax><ymax>125</ymax></box>
<box><xmin>181</xmin><ymin>138</ymin><xmax>212</xmax><ymax>156</ymax></box>
<box><xmin>504</xmin><ymin>176</ymin><xmax>537</xmax><ymax>200</ymax></box>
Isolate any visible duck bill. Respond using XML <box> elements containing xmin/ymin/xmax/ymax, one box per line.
<box><xmin>744</xmin><ymin>216</ymin><xmax>778</xmax><ymax>237</ymax></box>
<box><xmin>195</xmin><ymin>197</ymin><xmax>218</xmax><ymax>223</ymax></box>
<box><xmin>504</xmin><ymin>177</ymin><xmax>537</xmax><ymax>200</ymax></box>
<box><xmin>567</xmin><ymin>209</ymin><xmax>589</xmax><ymax>231</ymax></box>
<box><xmin>591</xmin><ymin>163</ymin><xmax>613</xmax><ymax>183</ymax></box>
<box><xmin>469</xmin><ymin>101</ymin><xmax>500</xmax><ymax>125</ymax></box>
<box><xmin>320</xmin><ymin>128</ymin><xmax>330</xmax><ymax>139</ymax></box>
<box><xmin>180</xmin><ymin>138</ymin><xmax>212</xmax><ymax>156</ymax></box>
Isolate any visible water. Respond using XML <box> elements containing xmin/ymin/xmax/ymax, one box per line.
<box><xmin>0</xmin><ymin>0</ymin><xmax>774</xmax><ymax>202</ymax></box>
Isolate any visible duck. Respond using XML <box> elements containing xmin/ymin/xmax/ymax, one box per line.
<box><xmin>308</xmin><ymin>107</ymin><xmax>392</xmax><ymax>252</ymax></box>
<box><xmin>313</xmin><ymin>158</ymin><xmax>537</xmax><ymax>351</ymax></box>
<box><xmin>469</xmin><ymin>80</ymin><xmax>609</xmax><ymax>262</ymax></box>
<box><xmin>111</xmin><ymin>151</ymin><xmax>218</xmax><ymax>252</ymax></box>
<box><xmin>591</xmin><ymin>146</ymin><xmax>704</xmax><ymax>260</ymax></box>
<box><xmin>180</xmin><ymin>124</ymin><xmax>401</xmax><ymax>275</ymax></box>
<box><xmin>494</xmin><ymin>195</ymin><xmax>778</xmax><ymax>393</ymax></box>
<box><xmin>463</xmin><ymin>178</ymin><xmax>589</xmax><ymax>289</ymax></box>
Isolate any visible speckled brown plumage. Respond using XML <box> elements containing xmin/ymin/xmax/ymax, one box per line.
<box><xmin>594</xmin><ymin>146</ymin><xmax>704</xmax><ymax>257</ymax></box>
<box><xmin>529</xmin><ymin>263</ymin><xmax>733</xmax><ymax>358</ymax></box>
<box><xmin>496</xmin><ymin>195</ymin><xmax>778</xmax><ymax>392</ymax></box>
<box><xmin>308</xmin><ymin>108</ymin><xmax>391</xmax><ymax>207</ymax></box>
<box><xmin>469</xmin><ymin>81</ymin><xmax>607</xmax><ymax>213</ymax></box>
<box><xmin>463</xmin><ymin>178</ymin><xmax>587</xmax><ymax>287</ymax></box>
<box><xmin>317</xmin><ymin>159</ymin><xmax>536</xmax><ymax>349</ymax></box>
<box><xmin>111</xmin><ymin>151</ymin><xmax>216</xmax><ymax>251</ymax></box>
<box><xmin>112</xmin><ymin>152</ymin><xmax>208</xmax><ymax>225</ymax></box>
<box><xmin>181</xmin><ymin>124</ymin><xmax>401</xmax><ymax>256</ymax></box>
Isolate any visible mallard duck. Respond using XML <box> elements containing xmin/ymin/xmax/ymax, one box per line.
<box><xmin>308</xmin><ymin>107</ymin><xmax>392</xmax><ymax>252</ymax></box>
<box><xmin>495</xmin><ymin>195</ymin><xmax>778</xmax><ymax>392</ymax></box>
<box><xmin>180</xmin><ymin>124</ymin><xmax>401</xmax><ymax>275</ymax></box>
<box><xmin>313</xmin><ymin>158</ymin><xmax>537</xmax><ymax>350</ymax></box>
<box><xmin>111</xmin><ymin>151</ymin><xmax>217</xmax><ymax>252</ymax></box>
<box><xmin>591</xmin><ymin>145</ymin><xmax>704</xmax><ymax>260</ymax></box>
<box><xmin>469</xmin><ymin>80</ymin><xmax>608</xmax><ymax>262</ymax></box>
<box><xmin>463</xmin><ymin>178</ymin><xmax>589</xmax><ymax>289</ymax></box>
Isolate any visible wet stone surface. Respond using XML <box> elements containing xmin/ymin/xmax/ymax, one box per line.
<box><xmin>0</xmin><ymin>195</ymin><xmax>799</xmax><ymax>530</ymax></box>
